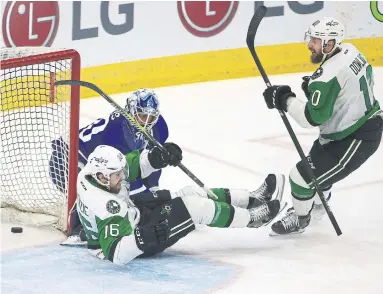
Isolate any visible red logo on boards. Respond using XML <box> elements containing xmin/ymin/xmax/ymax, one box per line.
<box><xmin>178</xmin><ymin>1</ymin><xmax>239</xmax><ymax>37</ymax></box>
<box><xmin>2</xmin><ymin>1</ymin><xmax>59</xmax><ymax>47</ymax></box>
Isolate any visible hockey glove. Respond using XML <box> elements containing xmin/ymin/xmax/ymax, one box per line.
<box><xmin>147</xmin><ymin>142</ymin><xmax>182</xmax><ymax>169</ymax></box>
<box><xmin>134</xmin><ymin>220</ymin><xmax>170</xmax><ymax>252</ymax></box>
<box><xmin>263</xmin><ymin>85</ymin><xmax>296</xmax><ymax>112</ymax></box>
<box><xmin>147</xmin><ymin>146</ymin><xmax>170</xmax><ymax>169</ymax></box>
<box><xmin>163</xmin><ymin>142</ymin><xmax>182</xmax><ymax>166</ymax></box>
<box><xmin>301</xmin><ymin>76</ymin><xmax>311</xmax><ymax>99</ymax></box>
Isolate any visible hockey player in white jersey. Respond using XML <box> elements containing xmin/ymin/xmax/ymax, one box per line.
<box><xmin>77</xmin><ymin>145</ymin><xmax>284</xmax><ymax>265</ymax></box>
<box><xmin>262</xmin><ymin>17</ymin><xmax>382</xmax><ymax>235</ymax></box>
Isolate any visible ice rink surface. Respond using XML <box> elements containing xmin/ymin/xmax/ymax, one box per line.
<box><xmin>2</xmin><ymin>68</ymin><xmax>383</xmax><ymax>294</ymax></box>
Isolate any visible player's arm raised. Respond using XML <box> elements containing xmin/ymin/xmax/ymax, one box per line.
<box><xmin>125</xmin><ymin>143</ymin><xmax>182</xmax><ymax>181</ymax></box>
<box><xmin>262</xmin><ymin>75</ymin><xmax>341</xmax><ymax>129</ymax></box>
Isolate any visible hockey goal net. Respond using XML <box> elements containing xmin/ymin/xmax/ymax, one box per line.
<box><xmin>0</xmin><ymin>47</ymin><xmax>80</xmax><ymax>232</ymax></box>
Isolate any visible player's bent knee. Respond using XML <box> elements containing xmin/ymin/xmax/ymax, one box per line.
<box><xmin>181</xmin><ymin>196</ymin><xmax>215</xmax><ymax>225</ymax></box>
<box><xmin>174</xmin><ymin>186</ymin><xmax>208</xmax><ymax>198</ymax></box>
<box><xmin>289</xmin><ymin>166</ymin><xmax>313</xmax><ymax>198</ymax></box>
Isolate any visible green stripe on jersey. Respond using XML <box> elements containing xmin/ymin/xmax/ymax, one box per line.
<box><xmin>321</xmin><ymin>101</ymin><xmax>380</xmax><ymax>140</ymax></box>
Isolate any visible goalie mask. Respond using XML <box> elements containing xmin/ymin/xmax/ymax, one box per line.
<box><xmin>304</xmin><ymin>17</ymin><xmax>345</xmax><ymax>62</ymax></box>
<box><xmin>86</xmin><ymin>145</ymin><xmax>127</xmax><ymax>192</ymax></box>
<box><xmin>125</xmin><ymin>88</ymin><xmax>160</xmax><ymax>132</ymax></box>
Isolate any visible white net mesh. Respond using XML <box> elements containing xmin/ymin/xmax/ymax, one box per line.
<box><xmin>0</xmin><ymin>47</ymin><xmax>78</xmax><ymax>231</ymax></box>
<box><xmin>1</xmin><ymin>47</ymin><xmax>68</xmax><ymax>61</ymax></box>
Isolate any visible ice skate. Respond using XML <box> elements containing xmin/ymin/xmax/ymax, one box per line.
<box><xmin>248</xmin><ymin>174</ymin><xmax>285</xmax><ymax>208</ymax></box>
<box><xmin>60</xmin><ymin>225</ymin><xmax>87</xmax><ymax>246</ymax></box>
<box><xmin>248</xmin><ymin>199</ymin><xmax>282</xmax><ymax>228</ymax></box>
<box><xmin>269</xmin><ymin>207</ymin><xmax>311</xmax><ymax>236</ymax></box>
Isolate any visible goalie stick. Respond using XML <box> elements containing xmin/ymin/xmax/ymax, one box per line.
<box><xmin>55</xmin><ymin>80</ymin><xmax>218</xmax><ymax>200</ymax></box>
<box><xmin>245</xmin><ymin>6</ymin><xmax>342</xmax><ymax>236</ymax></box>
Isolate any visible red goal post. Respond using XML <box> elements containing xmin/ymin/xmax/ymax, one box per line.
<box><xmin>1</xmin><ymin>47</ymin><xmax>80</xmax><ymax>232</ymax></box>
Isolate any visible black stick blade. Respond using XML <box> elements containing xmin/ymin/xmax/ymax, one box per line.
<box><xmin>246</xmin><ymin>5</ymin><xmax>267</xmax><ymax>48</ymax></box>
<box><xmin>54</xmin><ymin>80</ymin><xmax>80</xmax><ymax>86</ymax></box>
<box><xmin>55</xmin><ymin>80</ymin><xmax>101</xmax><ymax>95</ymax></box>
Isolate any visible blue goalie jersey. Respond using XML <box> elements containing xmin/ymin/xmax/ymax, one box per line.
<box><xmin>49</xmin><ymin>110</ymin><xmax>168</xmax><ymax>195</ymax></box>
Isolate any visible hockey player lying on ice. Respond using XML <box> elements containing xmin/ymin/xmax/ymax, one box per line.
<box><xmin>76</xmin><ymin>145</ymin><xmax>285</xmax><ymax>265</ymax></box>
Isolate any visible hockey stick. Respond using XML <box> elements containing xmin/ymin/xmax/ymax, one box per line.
<box><xmin>246</xmin><ymin>6</ymin><xmax>342</xmax><ymax>236</ymax></box>
<box><xmin>55</xmin><ymin>80</ymin><xmax>218</xmax><ymax>200</ymax></box>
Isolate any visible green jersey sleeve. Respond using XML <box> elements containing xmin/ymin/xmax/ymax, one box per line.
<box><xmin>125</xmin><ymin>149</ymin><xmax>158</xmax><ymax>180</ymax></box>
<box><xmin>96</xmin><ymin>215</ymin><xmax>134</xmax><ymax>261</ymax></box>
<box><xmin>306</xmin><ymin>77</ymin><xmax>341</xmax><ymax>125</ymax></box>
<box><xmin>125</xmin><ymin>150</ymin><xmax>141</xmax><ymax>181</ymax></box>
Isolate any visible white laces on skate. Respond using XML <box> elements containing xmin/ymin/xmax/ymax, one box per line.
<box><xmin>250</xmin><ymin>182</ymin><xmax>268</xmax><ymax>200</ymax></box>
<box><xmin>250</xmin><ymin>203</ymin><xmax>270</xmax><ymax>221</ymax></box>
<box><xmin>281</xmin><ymin>211</ymin><xmax>299</xmax><ymax>229</ymax></box>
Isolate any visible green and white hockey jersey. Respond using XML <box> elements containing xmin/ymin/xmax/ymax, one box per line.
<box><xmin>305</xmin><ymin>43</ymin><xmax>381</xmax><ymax>144</ymax></box>
<box><xmin>76</xmin><ymin>169</ymin><xmax>142</xmax><ymax>265</ymax></box>
<box><xmin>76</xmin><ymin>149</ymin><xmax>160</xmax><ymax>265</ymax></box>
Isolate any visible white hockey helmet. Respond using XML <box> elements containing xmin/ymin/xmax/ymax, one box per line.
<box><xmin>85</xmin><ymin>145</ymin><xmax>127</xmax><ymax>190</ymax></box>
<box><xmin>304</xmin><ymin>17</ymin><xmax>345</xmax><ymax>56</ymax></box>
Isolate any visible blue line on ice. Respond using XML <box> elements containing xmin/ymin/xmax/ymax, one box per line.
<box><xmin>1</xmin><ymin>245</ymin><xmax>234</xmax><ymax>294</ymax></box>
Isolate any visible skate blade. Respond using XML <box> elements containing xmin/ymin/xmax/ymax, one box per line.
<box><xmin>60</xmin><ymin>235</ymin><xmax>87</xmax><ymax>247</ymax></box>
<box><xmin>269</xmin><ymin>228</ymin><xmax>306</xmax><ymax>237</ymax></box>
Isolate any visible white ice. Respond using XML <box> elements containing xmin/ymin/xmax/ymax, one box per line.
<box><xmin>2</xmin><ymin>68</ymin><xmax>383</xmax><ymax>294</ymax></box>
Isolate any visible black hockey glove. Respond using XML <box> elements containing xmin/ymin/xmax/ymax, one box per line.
<box><xmin>134</xmin><ymin>220</ymin><xmax>170</xmax><ymax>252</ymax></box>
<box><xmin>147</xmin><ymin>142</ymin><xmax>183</xmax><ymax>169</ymax></box>
<box><xmin>301</xmin><ymin>76</ymin><xmax>311</xmax><ymax>99</ymax></box>
<box><xmin>163</xmin><ymin>142</ymin><xmax>182</xmax><ymax>166</ymax></box>
<box><xmin>263</xmin><ymin>85</ymin><xmax>296</xmax><ymax>112</ymax></box>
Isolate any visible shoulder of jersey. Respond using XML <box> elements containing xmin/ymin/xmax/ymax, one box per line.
<box><xmin>77</xmin><ymin>171</ymin><xmax>126</xmax><ymax>219</ymax></box>
<box><xmin>310</xmin><ymin>43</ymin><xmax>358</xmax><ymax>83</ymax></box>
